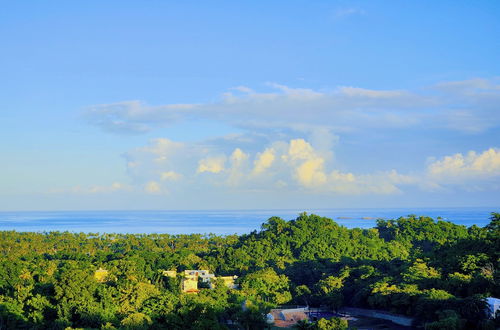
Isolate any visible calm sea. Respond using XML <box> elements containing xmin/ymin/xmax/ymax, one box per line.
<box><xmin>0</xmin><ymin>207</ymin><xmax>497</xmax><ymax>235</ymax></box>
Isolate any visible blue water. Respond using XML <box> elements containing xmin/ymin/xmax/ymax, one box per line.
<box><xmin>0</xmin><ymin>207</ymin><xmax>496</xmax><ymax>235</ymax></box>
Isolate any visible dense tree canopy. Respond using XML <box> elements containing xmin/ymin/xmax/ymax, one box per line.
<box><xmin>0</xmin><ymin>212</ymin><xmax>498</xmax><ymax>329</ymax></box>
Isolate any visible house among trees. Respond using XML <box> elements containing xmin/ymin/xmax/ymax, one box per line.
<box><xmin>269</xmin><ymin>307</ymin><xmax>309</xmax><ymax>328</ymax></box>
<box><xmin>181</xmin><ymin>270</ymin><xmax>214</xmax><ymax>293</ymax></box>
<box><xmin>162</xmin><ymin>269</ymin><xmax>238</xmax><ymax>293</ymax></box>
<box><xmin>184</xmin><ymin>269</ymin><xmax>215</xmax><ymax>283</ymax></box>
<box><xmin>182</xmin><ymin>273</ymin><xmax>200</xmax><ymax>294</ymax></box>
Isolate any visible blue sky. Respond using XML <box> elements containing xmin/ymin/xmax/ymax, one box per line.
<box><xmin>1</xmin><ymin>1</ymin><xmax>499</xmax><ymax>211</ymax></box>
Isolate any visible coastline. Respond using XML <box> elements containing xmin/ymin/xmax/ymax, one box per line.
<box><xmin>0</xmin><ymin>207</ymin><xmax>497</xmax><ymax>235</ymax></box>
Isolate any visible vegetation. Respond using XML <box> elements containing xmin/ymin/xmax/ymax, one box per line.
<box><xmin>0</xmin><ymin>212</ymin><xmax>498</xmax><ymax>329</ymax></box>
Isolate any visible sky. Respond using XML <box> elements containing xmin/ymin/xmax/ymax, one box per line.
<box><xmin>1</xmin><ymin>1</ymin><xmax>500</xmax><ymax>211</ymax></box>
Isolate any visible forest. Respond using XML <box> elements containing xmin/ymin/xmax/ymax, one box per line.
<box><xmin>0</xmin><ymin>212</ymin><xmax>498</xmax><ymax>329</ymax></box>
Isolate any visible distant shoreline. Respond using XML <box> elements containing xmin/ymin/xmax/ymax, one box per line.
<box><xmin>0</xmin><ymin>207</ymin><xmax>496</xmax><ymax>235</ymax></box>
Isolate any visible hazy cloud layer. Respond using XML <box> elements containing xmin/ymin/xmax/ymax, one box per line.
<box><xmin>84</xmin><ymin>101</ymin><xmax>197</xmax><ymax>134</ymax></box>
<box><xmin>47</xmin><ymin>182</ymin><xmax>133</xmax><ymax>195</ymax></box>
<box><xmin>83</xmin><ymin>78</ymin><xmax>500</xmax><ymax>135</ymax></box>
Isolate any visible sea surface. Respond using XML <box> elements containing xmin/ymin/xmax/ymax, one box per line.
<box><xmin>0</xmin><ymin>207</ymin><xmax>496</xmax><ymax>235</ymax></box>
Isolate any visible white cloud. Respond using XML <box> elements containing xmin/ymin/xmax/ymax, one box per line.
<box><xmin>48</xmin><ymin>182</ymin><xmax>133</xmax><ymax>194</ymax></box>
<box><xmin>123</xmin><ymin>138</ymin><xmax>189</xmax><ymax>182</ymax></box>
<box><xmin>227</xmin><ymin>148</ymin><xmax>250</xmax><ymax>186</ymax></box>
<box><xmin>83</xmin><ymin>78</ymin><xmax>500</xmax><ymax>136</ymax></box>
<box><xmin>87</xmin><ymin>182</ymin><xmax>127</xmax><ymax>194</ymax></box>
<box><xmin>338</xmin><ymin>86</ymin><xmax>408</xmax><ymax>98</ymax></box>
<box><xmin>427</xmin><ymin>148</ymin><xmax>500</xmax><ymax>186</ymax></box>
<box><xmin>83</xmin><ymin>101</ymin><xmax>196</xmax><ymax>134</ymax></box>
<box><xmin>434</xmin><ymin>78</ymin><xmax>500</xmax><ymax>133</ymax></box>
<box><xmin>295</xmin><ymin>157</ymin><xmax>328</xmax><ymax>186</ymax></box>
<box><xmin>160</xmin><ymin>171</ymin><xmax>182</xmax><ymax>181</ymax></box>
<box><xmin>79</xmin><ymin>75</ymin><xmax>500</xmax><ymax>200</ymax></box>
<box><xmin>119</xmin><ymin>136</ymin><xmax>417</xmax><ymax>196</ymax></box>
<box><xmin>144</xmin><ymin>181</ymin><xmax>162</xmax><ymax>194</ymax></box>
<box><xmin>197</xmin><ymin>156</ymin><xmax>226</xmax><ymax>174</ymax></box>
<box><xmin>285</xmin><ymin>138</ymin><xmax>318</xmax><ymax>161</ymax></box>
<box><xmin>56</xmin><ymin>136</ymin><xmax>500</xmax><ymax>201</ymax></box>
<box><xmin>139</xmin><ymin>138</ymin><xmax>185</xmax><ymax>160</ymax></box>
<box><xmin>282</xmin><ymin>139</ymin><xmax>328</xmax><ymax>187</ymax></box>
<box><xmin>435</xmin><ymin>78</ymin><xmax>500</xmax><ymax>92</ymax></box>
<box><xmin>252</xmin><ymin>148</ymin><xmax>275</xmax><ymax>175</ymax></box>
<box><xmin>230</xmin><ymin>148</ymin><xmax>249</xmax><ymax>165</ymax></box>
<box><xmin>278</xmin><ymin>139</ymin><xmax>415</xmax><ymax>194</ymax></box>
<box><xmin>230</xmin><ymin>86</ymin><xmax>254</xmax><ymax>93</ymax></box>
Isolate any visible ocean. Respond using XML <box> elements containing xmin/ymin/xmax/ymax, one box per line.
<box><xmin>0</xmin><ymin>207</ymin><xmax>496</xmax><ymax>235</ymax></box>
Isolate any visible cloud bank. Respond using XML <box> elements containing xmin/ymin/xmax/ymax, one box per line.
<box><xmin>71</xmin><ymin>78</ymin><xmax>500</xmax><ymax>201</ymax></box>
<box><xmin>89</xmin><ymin>136</ymin><xmax>497</xmax><ymax>197</ymax></box>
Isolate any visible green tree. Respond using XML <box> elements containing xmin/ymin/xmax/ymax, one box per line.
<box><xmin>314</xmin><ymin>317</ymin><xmax>348</xmax><ymax>330</ymax></box>
<box><xmin>120</xmin><ymin>312</ymin><xmax>152</xmax><ymax>329</ymax></box>
<box><xmin>485</xmin><ymin>212</ymin><xmax>500</xmax><ymax>233</ymax></box>
<box><xmin>240</xmin><ymin>268</ymin><xmax>292</xmax><ymax>306</ymax></box>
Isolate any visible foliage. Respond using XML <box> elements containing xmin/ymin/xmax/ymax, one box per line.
<box><xmin>240</xmin><ymin>268</ymin><xmax>292</xmax><ymax>305</ymax></box>
<box><xmin>0</xmin><ymin>211</ymin><xmax>497</xmax><ymax>328</ymax></box>
<box><xmin>314</xmin><ymin>317</ymin><xmax>348</xmax><ymax>330</ymax></box>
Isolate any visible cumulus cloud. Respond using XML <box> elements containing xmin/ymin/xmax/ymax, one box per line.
<box><xmin>64</xmin><ymin>134</ymin><xmax>499</xmax><ymax>200</ymax></box>
<box><xmin>426</xmin><ymin>148</ymin><xmax>500</xmax><ymax>189</ymax></box>
<box><xmin>226</xmin><ymin>148</ymin><xmax>250</xmax><ymax>186</ymax></box>
<box><xmin>119</xmin><ymin>135</ymin><xmax>416</xmax><ymax>195</ymax></box>
<box><xmin>282</xmin><ymin>139</ymin><xmax>328</xmax><ymax>187</ymax></box>
<box><xmin>276</xmin><ymin>139</ymin><xmax>416</xmax><ymax>194</ymax></box>
<box><xmin>191</xmin><ymin>137</ymin><xmax>413</xmax><ymax>194</ymax></box>
<box><xmin>230</xmin><ymin>148</ymin><xmax>249</xmax><ymax>165</ymax></box>
<box><xmin>252</xmin><ymin>148</ymin><xmax>275</xmax><ymax>175</ymax></box>
<box><xmin>197</xmin><ymin>156</ymin><xmax>226</xmax><ymax>174</ymax></box>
